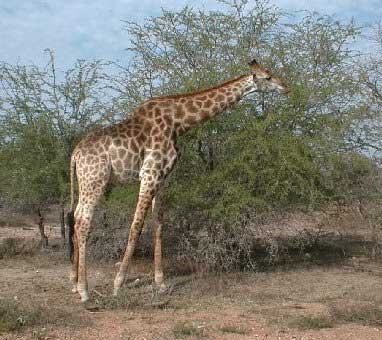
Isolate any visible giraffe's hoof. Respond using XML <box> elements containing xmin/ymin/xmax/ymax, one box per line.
<box><xmin>158</xmin><ymin>283</ymin><xmax>167</xmax><ymax>294</ymax></box>
<box><xmin>152</xmin><ymin>282</ymin><xmax>168</xmax><ymax>294</ymax></box>
<box><xmin>113</xmin><ymin>274</ymin><xmax>124</xmax><ymax>295</ymax></box>
<box><xmin>82</xmin><ymin>301</ymin><xmax>100</xmax><ymax>312</ymax></box>
<box><xmin>78</xmin><ymin>288</ymin><xmax>90</xmax><ymax>303</ymax></box>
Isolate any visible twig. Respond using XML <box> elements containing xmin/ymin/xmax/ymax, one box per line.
<box><xmin>93</xmin><ymin>289</ymin><xmax>105</xmax><ymax>297</ymax></box>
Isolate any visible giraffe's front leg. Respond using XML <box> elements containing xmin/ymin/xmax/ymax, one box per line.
<box><xmin>74</xmin><ymin>200</ymin><xmax>101</xmax><ymax>303</ymax></box>
<box><xmin>151</xmin><ymin>145</ymin><xmax>176</xmax><ymax>291</ymax></box>
<box><xmin>76</xmin><ymin>214</ymin><xmax>91</xmax><ymax>302</ymax></box>
<box><xmin>113</xmin><ymin>176</ymin><xmax>158</xmax><ymax>296</ymax></box>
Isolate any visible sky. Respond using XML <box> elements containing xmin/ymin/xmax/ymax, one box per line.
<box><xmin>1</xmin><ymin>0</ymin><xmax>381</xmax><ymax>70</ymax></box>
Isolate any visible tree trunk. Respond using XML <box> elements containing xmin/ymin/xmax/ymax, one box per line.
<box><xmin>37</xmin><ymin>208</ymin><xmax>48</xmax><ymax>248</ymax></box>
<box><xmin>60</xmin><ymin>206</ymin><xmax>65</xmax><ymax>246</ymax></box>
<box><xmin>103</xmin><ymin>211</ymin><xmax>109</xmax><ymax>229</ymax></box>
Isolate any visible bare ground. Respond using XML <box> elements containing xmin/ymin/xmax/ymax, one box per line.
<box><xmin>1</xmin><ymin>209</ymin><xmax>382</xmax><ymax>340</ymax></box>
<box><xmin>1</xmin><ymin>249</ymin><xmax>382</xmax><ymax>339</ymax></box>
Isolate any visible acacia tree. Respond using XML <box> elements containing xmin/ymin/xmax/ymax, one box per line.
<box><xmin>113</xmin><ymin>0</ymin><xmax>373</xmax><ymax>221</ymax></box>
<box><xmin>356</xmin><ymin>22</ymin><xmax>382</xmax><ymax>155</ymax></box>
<box><xmin>0</xmin><ymin>52</ymin><xmax>126</xmax><ymax>214</ymax></box>
<box><xmin>0</xmin><ymin>0</ymin><xmax>380</xmax><ymax>266</ymax></box>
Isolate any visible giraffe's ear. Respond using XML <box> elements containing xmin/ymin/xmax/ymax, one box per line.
<box><xmin>248</xmin><ymin>58</ymin><xmax>258</xmax><ymax>66</ymax></box>
<box><xmin>248</xmin><ymin>58</ymin><xmax>260</xmax><ymax>75</ymax></box>
<box><xmin>249</xmin><ymin>58</ymin><xmax>270</xmax><ymax>78</ymax></box>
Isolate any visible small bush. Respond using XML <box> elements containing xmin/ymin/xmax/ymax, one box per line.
<box><xmin>99</xmin><ymin>288</ymin><xmax>142</xmax><ymax>310</ymax></box>
<box><xmin>220</xmin><ymin>325</ymin><xmax>248</xmax><ymax>334</ymax></box>
<box><xmin>0</xmin><ymin>237</ymin><xmax>38</xmax><ymax>259</ymax></box>
<box><xmin>0</xmin><ymin>238</ymin><xmax>18</xmax><ymax>258</ymax></box>
<box><xmin>174</xmin><ymin>220</ymin><xmax>258</xmax><ymax>273</ymax></box>
<box><xmin>288</xmin><ymin>315</ymin><xmax>333</xmax><ymax>330</ymax></box>
<box><xmin>173</xmin><ymin>321</ymin><xmax>205</xmax><ymax>338</ymax></box>
<box><xmin>331</xmin><ymin>304</ymin><xmax>382</xmax><ymax>326</ymax></box>
<box><xmin>0</xmin><ymin>298</ymin><xmax>42</xmax><ymax>334</ymax></box>
<box><xmin>88</xmin><ymin>204</ymin><xmax>153</xmax><ymax>261</ymax></box>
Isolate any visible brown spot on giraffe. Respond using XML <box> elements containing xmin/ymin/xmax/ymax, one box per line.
<box><xmin>184</xmin><ymin>116</ymin><xmax>196</xmax><ymax>126</ymax></box>
<box><xmin>203</xmin><ymin>99</ymin><xmax>213</xmax><ymax>108</ymax></box>
<box><xmin>152</xmin><ymin>126</ymin><xmax>160</xmax><ymax>135</ymax></box>
<box><xmin>67</xmin><ymin>59</ymin><xmax>289</xmax><ymax>303</ymax></box>
<box><xmin>200</xmin><ymin>111</ymin><xmax>210</xmax><ymax>122</ymax></box>
<box><xmin>175</xmin><ymin>105</ymin><xmax>185</xmax><ymax>119</ymax></box>
<box><xmin>185</xmin><ymin>101</ymin><xmax>198</xmax><ymax>113</ymax></box>
<box><xmin>118</xmin><ymin>148</ymin><xmax>127</xmax><ymax>158</ymax></box>
<box><xmin>154</xmin><ymin>107</ymin><xmax>161</xmax><ymax>117</ymax></box>
<box><xmin>147</xmin><ymin>101</ymin><xmax>157</xmax><ymax>110</ymax></box>
<box><xmin>216</xmin><ymin>94</ymin><xmax>225</xmax><ymax>102</ymax></box>
<box><xmin>163</xmin><ymin>115</ymin><xmax>173</xmax><ymax>126</ymax></box>
<box><xmin>130</xmin><ymin>139</ymin><xmax>139</xmax><ymax>153</ymax></box>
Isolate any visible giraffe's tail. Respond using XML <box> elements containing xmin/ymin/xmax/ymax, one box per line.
<box><xmin>67</xmin><ymin>210</ymin><xmax>75</xmax><ymax>263</ymax></box>
<box><xmin>67</xmin><ymin>154</ymin><xmax>76</xmax><ymax>263</ymax></box>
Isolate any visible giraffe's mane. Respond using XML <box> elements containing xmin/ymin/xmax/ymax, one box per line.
<box><xmin>151</xmin><ymin>74</ymin><xmax>249</xmax><ymax>100</ymax></box>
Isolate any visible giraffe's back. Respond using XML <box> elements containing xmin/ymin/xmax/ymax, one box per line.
<box><xmin>74</xmin><ymin>116</ymin><xmax>155</xmax><ymax>184</ymax></box>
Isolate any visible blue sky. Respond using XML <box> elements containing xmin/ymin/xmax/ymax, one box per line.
<box><xmin>1</xmin><ymin>0</ymin><xmax>381</xmax><ymax>70</ymax></box>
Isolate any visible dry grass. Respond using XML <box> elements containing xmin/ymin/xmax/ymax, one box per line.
<box><xmin>0</xmin><ymin>298</ymin><xmax>42</xmax><ymax>334</ymax></box>
<box><xmin>220</xmin><ymin>325</ymin><xmax>249</xmax><ymax>334</ymax></box>
<box><xmin>173</xmin><ymin>321</ymin><xmax>206</xmax><ymax>338</ymax></box>
<box><xmin>2</xmin><ymin>251</ymin><xmax>382</xmax><ymax>339</ymax></box>
<box><xmin>2</xmin><ymin>202</ymin><xmax>382</xmax><ymax>339</ymax></box>
<box><xmin>330</xmin><ymin>303</ymin><xmax>382</xmax><ymax>326</ymax></box>
<box><xmin>286</xmin><ymin>303</ymin><xmax>382</xmax><ymax>330</ymax></box>
<box><xmin>288</xmin><ymin>315</ymin><xmax>334</xmax><ymax>330</ymax></box>
<box><xmin>0</xmin><ymin>237</ymin><xmax>39</xmax><ymax>259</ymax></box>
<box><xmin>0</xmin><ymin>297</ymin><xmax>82</xmax><ymax>335</ymax></box>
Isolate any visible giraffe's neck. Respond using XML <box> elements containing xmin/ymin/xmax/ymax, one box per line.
<box><xmin>175</xmin><ymin>75</ymin><xmax>254</xmax><ymax>134</ymax></box>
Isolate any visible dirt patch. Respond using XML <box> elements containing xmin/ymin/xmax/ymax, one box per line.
<box><xmin>1</xmin><ymin>253</ymin><xmax>382</xmax><ymax>339</ymax></box>
<box><xmin>1</xmin><ymin>204</ymin><xmax>382</xmax><ymax>339</ymax></box>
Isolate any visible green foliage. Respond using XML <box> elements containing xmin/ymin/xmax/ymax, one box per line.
<box><xmin>102</xmin><ymin>184</ymin><xmax>140</xmax><ymax>210</ymax></box>
<box><xmin>119</xmin><ymin>0</ymin><xmax>379</xmax><ymax>227</ymax></box>
<box><xmin>0</xmin><ymin>0</ymin><xmax>380</xmax><ymax>231</ymax></box>
<box><xmin>0</xmin><ymin>114</ymin><xmax>66</xmax><ymax>208</ymax></box>
<box><xmin>0</xmin><ymin>54</ymin><xmax>125</xmax><ymax>210</ymax></box>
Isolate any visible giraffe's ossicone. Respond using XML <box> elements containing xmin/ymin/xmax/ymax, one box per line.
<box><xmin>66</xmin><ymin>58</ymin><xmax>289</xmax><ymax>303</ymax></box>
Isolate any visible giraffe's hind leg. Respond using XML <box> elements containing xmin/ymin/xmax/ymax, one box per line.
<box><xmin>75</xmin><ymin>201</ymin><xmax>96</xmax><ymax>302</ymax></box>
<box><xmin>70</xmin><ymin>203</ymin><xmax>82</xmax><ymax>293</ymax></box>
<box><xmin>151</xmin><ymin>167</ymin><xmax>175</xmax><ymax>290</ymax></box>
<box><xmin>72</xmin><ymin>160</ymin><xmax>110</xmax><ymax>302</ymax></box>
<box><xmin>152</xmin><ymin>197</ymin><xmax>165</xmax><ymax>289</ymax></box>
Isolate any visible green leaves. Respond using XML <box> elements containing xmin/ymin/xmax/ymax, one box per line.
<box><xmin>0</xmin><ymin>0</ymin><xmax>379</xmax><ymax>221</ymax></box>
<box><xmin>117</xmin><ymin>1</ymin><xmax>378</xmax><ymax>224</ymax></box>
<box><xmin>0</xmin><ymin>55</ymin><xmax>122</xmax><ymax>210</ymax></box>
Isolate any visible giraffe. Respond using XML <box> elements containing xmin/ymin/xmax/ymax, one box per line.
<box><xmin>67</xmin><ymin>59</ymin><xmax>289</xmax><ymax>303</ymax></box>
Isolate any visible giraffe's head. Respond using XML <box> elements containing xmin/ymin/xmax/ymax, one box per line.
<box><xmin>249</xmin><ymin>59</ymin><xmax>290</xmax><ymax>95</ymax></box>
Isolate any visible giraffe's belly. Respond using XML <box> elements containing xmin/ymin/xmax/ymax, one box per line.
<box><xmin>110</xmin><ymin>151</ymin><xmax>142</xmax><ymax>183</ymax></box>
